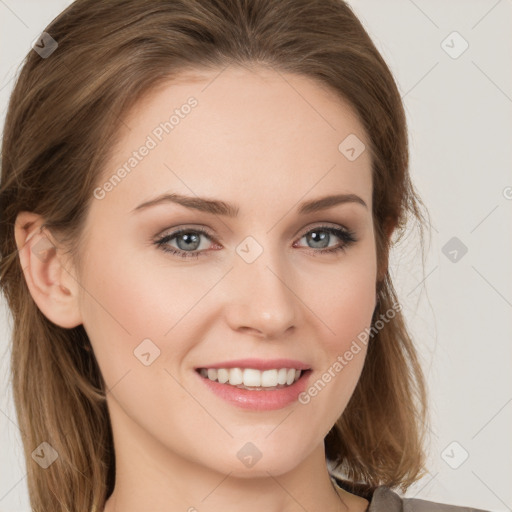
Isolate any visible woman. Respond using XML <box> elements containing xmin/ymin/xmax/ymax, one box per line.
<box><xmin>0</xmin><ymin>1</ymin><xmax>490</xmax><ymax>511</ymax></box>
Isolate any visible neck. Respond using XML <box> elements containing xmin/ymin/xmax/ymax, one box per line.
<box><xmin>101</xmin><ymin>397</ymin><xmax>368</xmax><ymax>512</ymax></box>
<box><xmin>102</xmin><ymin>433</ymin><xmax>350</xmax><ymax>510</ymax></box>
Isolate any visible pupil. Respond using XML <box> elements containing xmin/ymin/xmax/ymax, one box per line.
<box><xmin>178</xmin><ymin>232</ymin><xmax>199</xmax><ymax>250</ymax></box>
<box><xmin>309</xmin><ymin>231</ymin><xmax>328</xmax><ymax>248</ymax></box>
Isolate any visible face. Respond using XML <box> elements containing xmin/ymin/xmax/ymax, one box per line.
<box><xmin>75</xmin><ymin>65</ymin><xmax>377</xmax><ymax>477</ymax></box>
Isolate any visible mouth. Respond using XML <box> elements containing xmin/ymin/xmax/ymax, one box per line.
<box><xmin>193</xmin><ymin>358</ymin><xmax>314</xmax><ymax>410</ymax></box>
<box><xmin>195</xmin><ymin>367</ymin><xmax>312</xmax><ymax>391</ymax></box>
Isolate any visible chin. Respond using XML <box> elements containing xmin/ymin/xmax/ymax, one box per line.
<box><xmin>200</xmin><ymin>449</ymin><xmax>304</xmax><ymax>479</ymax></box>
<box><xmin>224</xmin><ymin>459</ymin><xmax>300</xmax><ymax>479</ymax></box>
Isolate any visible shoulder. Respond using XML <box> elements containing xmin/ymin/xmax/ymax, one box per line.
<box><xmin>369</xmin><ymin>486</ymin><xmax>492</xmax><ymax>512</ymax></box>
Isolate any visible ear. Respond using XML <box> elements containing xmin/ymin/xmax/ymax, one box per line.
<box><xmin>14</xmin><ymin>211</ymin><xmax>83</xmax><ymax>328</ymax></box>
<box><xmin>376</xmin><ymin>216</ymin><xmax>397</xmax><ymax>283</ymax></box>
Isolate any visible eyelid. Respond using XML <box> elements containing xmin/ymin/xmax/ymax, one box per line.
<box><xmin>155</xmin><ymin>221</ymin><xmax>354</xmax><ymax>243</ymax></box>
<box><xmin>153</xmin><ymin>221</ymin><xmax>358</xmax><ymax>260</ymax></box>
<box><xmin>155</xmin><ymin>224</ymin><xmax>218</xmax><ymax>243</ymax></box>
<box><xmin>154</xmin><ymin>222</ymin><xmax>358</xmax><ymax>256</ymax></box>
<box><xmin>296</xmin><ymin>221</ymin><xmax>352</xmax><ymax>237</ymax></box>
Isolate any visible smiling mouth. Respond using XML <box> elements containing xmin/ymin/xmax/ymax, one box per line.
<box><xmin>196</xmin><ymin>367</ymin><xmax>312</xmax><ymax>391</ymax></box>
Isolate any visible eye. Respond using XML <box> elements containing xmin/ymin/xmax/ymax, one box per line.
<box><xmin>153</xmin><ymin>224</ymin><xmax>357</xmax><ymax>259</ymax></box>
<box><xmin>153</xmin><ymin>227</ymin><xmax>216</xmax><ymax>259</ymax></box>
<box><xmin>294</xmin><ymin>225</ymin><xmax>357</xmax><ymax>255</ymax></box>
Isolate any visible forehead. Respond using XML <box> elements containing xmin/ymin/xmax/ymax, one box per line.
<box><xmin>94</xmin><ymin>65</ymin><xmax>372</xmax><ymax>219</ymax></box>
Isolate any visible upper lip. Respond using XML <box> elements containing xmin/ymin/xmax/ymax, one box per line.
<box><xmin>195</xmin><ymin>358</ymin><xmax>311</xmax><ymax>371</ymax></box>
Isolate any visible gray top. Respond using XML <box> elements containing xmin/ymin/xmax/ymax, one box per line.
<box><xmin>368</xmin><ymin>486</ymin><xmax>491</xmax><ymax>511</ymax></box>
<box><xmin>331</xmin><ymin>477</ymin><xmax>491</xmax><ymax>512</ymax></box>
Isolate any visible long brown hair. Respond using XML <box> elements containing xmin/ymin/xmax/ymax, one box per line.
<box><xmin>0</xmin><ymin>0</ymin><xmax>431</xmax><ymax>509</ymax></box>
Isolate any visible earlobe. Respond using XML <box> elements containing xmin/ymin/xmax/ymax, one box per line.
<box><xmin>14</xmin><ymin>211</ymin><xmax>83</xmax><ymax>329</ymax></box>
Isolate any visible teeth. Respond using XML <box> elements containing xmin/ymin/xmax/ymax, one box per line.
<box><xmin>217</xmin><ymin>368</ymin><xmax>229</xmax><ymax>384</ymax></box>
<box><xmin>198</xmin><ymin>367</ymin><xmax>304</xmax><ymax>389</ymax></box>
<box><xmin>229</xmin><ymin>367</ymin><xmax>243</xmax><ymax>386</ymax></box>
<box><xmin>263</xmin><ymin>369</ymin><xmax>279</xmax><ymax>387</ymax></box>
<box><xmin>277</xmin><ymin>368</ymin><xmax>288</xmax><ymax>385</ymax></box>
<box><xmin>243</xmin><ymin>368</ymin><xmax>261</xmax><ymax>387</ymax></box>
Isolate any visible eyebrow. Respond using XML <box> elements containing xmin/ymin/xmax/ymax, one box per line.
<box><xmin>130</xmin><ymin>192</ymin><xmax>367</xmax><ymax>216</ymax></box>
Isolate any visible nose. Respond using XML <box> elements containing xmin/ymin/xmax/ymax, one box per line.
<box><xmin>225</xmin><ymin>248</ymin><xmax>298</xmax><ymax>339</ymax></box>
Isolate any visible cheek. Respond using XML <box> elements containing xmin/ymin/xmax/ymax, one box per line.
<box><xmin>295</xmin><ymin>247</ymin><xmax>376</xmax><ymax>421</ymax></box>
<box><xmin>328</xmin><ymin>279</ymin><xmax>375</xmax><ymax>348</ymax></box>
<box><xmin>304</xmin><ymin>249</ymin><xmax>377</xmax><ymax>353</ymax></box>
<box><xmin>298</xmin><ymin>278</ymin><xmax>374</xmax><ymax>437</ymax></box>
<box><xmin>312</xmin><ymin>271</ymin><xmax>374</xmax><ymax>380</ymax></box>
<box><xmin>77</xmin><ymin>239</ymin><xmax>187</xmax><ymax>384</ymax></box>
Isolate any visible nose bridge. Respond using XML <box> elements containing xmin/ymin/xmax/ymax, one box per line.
<box><xmin>228</xmin><ymin>236</ymin><xmax>298</xmax><ymax>337</ymax></box>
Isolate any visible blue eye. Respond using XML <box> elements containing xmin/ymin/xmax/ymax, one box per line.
<box><xmin>154</xmin><ymin>227</ymin><xmax>214</xmax><ymax>259</ymax></box>
<box><xmin>154</xmin><ymin>225</ymin><xmax>357</xmax><ymax>259</ymax></box>
<box><xmin>296</xmin><ymin>226</ymin><xmax>357</xmax><ymax>255</ymax></box>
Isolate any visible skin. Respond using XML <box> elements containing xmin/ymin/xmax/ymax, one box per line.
<box><xmin>14</xmin><ymin>65</ymin><xmax>383</xmax><ymax>512</ymax></box>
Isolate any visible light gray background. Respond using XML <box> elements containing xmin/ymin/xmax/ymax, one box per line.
<box><xmin>1</xmin><ymin>1</ymin><xmax>511</xmax><ymax>511</ymax></box>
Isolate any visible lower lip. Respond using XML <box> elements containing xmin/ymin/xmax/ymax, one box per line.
<box><xmin>196</xmin><ymin>370</ymin><xmax>312</xmax><ymax>411</ymax></box>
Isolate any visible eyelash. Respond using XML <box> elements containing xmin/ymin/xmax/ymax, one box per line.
<box><xmin>153</xmin><ymin>225</ymin><xmax>357</xmax><ymax>259</ymax></box>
